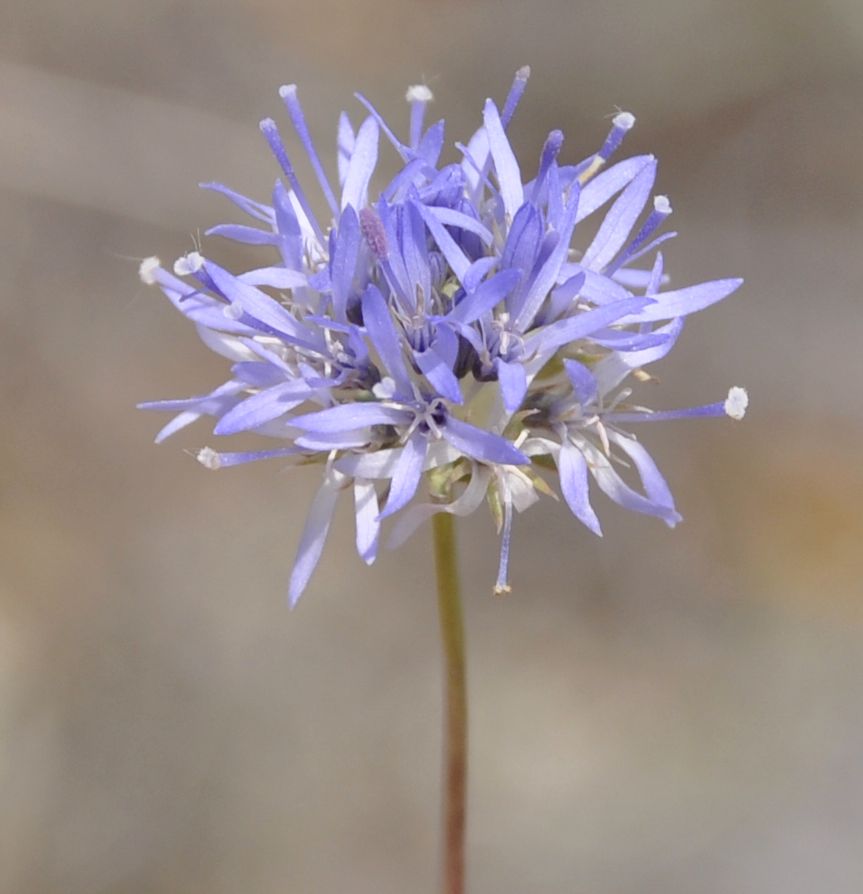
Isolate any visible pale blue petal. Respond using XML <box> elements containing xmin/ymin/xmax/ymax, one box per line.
<box><xmin>496</xmin><ymin>359</ymin><xmax>527</xmax><ymax>412</ymax></box>
<box><xmin>483</xmin><ymin>99</ymin><xmax>523</xmax><ymax>220</ymax></box>
<box><xmin>341</xmin><ymin>117</ymin><xmax>379</xmax><ymax>211</ymax></box>
<box><xmin>214</xmin><ymin>380</ymin><xmax>312</xmax><ymax>435</ymax></box>
<box><xmin>563</xmin><ymin>359</ymin><xmax>598</xmax><ymax>406</ymax></box>
<box><xmin>633</xmin><ymin>278</ymin><xmax>743</xmax><ymax>322</ymax></box>
<box><xmin>361</xmin><ymin>285</ymin><xmax>412</xmax><ymax>395</ymax></box>
<box><xmin>379</xmin><ymin>432</ymin><xmax>428</xmax><ymax>519</ymax></box>
<box><xmin>582</xmin><ymin>159</ymin><xmax>657</xmax><ymax>271</ymax></box>
<box><xmin>558</xmin><ymin>442</ymin><xmax>602</xmax><ymax>535</ymax></box>
<box><xmin>289</xmin><ymin>476</ymin><xmax>342</xmax><ymax>606</ymax></box>
<box><xmin>354</xmin><ymin>479</ymin><xmax>380</xmax><ymax>565</ymax></box>
<box><xmin>291</xmin><ymin>402</ymin><xmax>410</xmax><ymax>433</ymax></box>
<box><xmin>442</xmin><ymin>418</ymin><xmax>529</xmax><ymax>466</ymax></box>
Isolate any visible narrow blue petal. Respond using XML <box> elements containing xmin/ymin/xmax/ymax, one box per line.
<box><xmin>354</xmin><ymin>479</ymin><xmax>380</xmax><ymax>565</ymax></box>
<box><xmin>632</xmin><ymin>278</ymin><xmax>743</xmax><ymax>322</ymax></box>
<box><xmin>558</xmin><ymin>443</ymin><xmax>602</xmax><ymax>535</ymax></box>
<box><xmin>198</xmin><ymin>447</ymin><xmax>302</xmax><ymax>469</ymax></box>
<box><xmin>214</xmin><ymin>380</ymin><xmax>312</xmax><ymax>435</ymax></box>
<box><xmin>576</xmin><ymin>155</ymin><xmax>654</xmax><ymax>224</ymax></box>
<box><xmin>446</xmin><ymin>269</ymin><xmax>520</xmax><ymax>325</ymax></box>
<box><xmin>341</xmin><ymin>117</ymin><xmax>379</xmax><ymax>211</ymax></box>
<box><xmin>528</xmin><ymin>296</ymin><xmax>650</xmax><ymax>356</ymax></box>
<box><xmin>337</xmin><ymin>111</ymin><xmax>355</xmax><ymax>187</ymax></box>
<box><xmin>496</xmin><ymin>359</ymin><xmax>527</xmax><ymax>412</ymax></box>
<box><xmin>379</xmin><ymin>432</ymin><xmax>428</xmax><ymax>519</ymax></box>
<box><xmin>205</xmin><ymin>224</ymin><xmax>279</xmax><ymax>246</ymax></box>
<box><xmin>442</xmin><ymin>418</ymin><xmax>529</xmax><ymax>466</ymax></box>
<box><xmin>238</xmin><ymin>267</ymin><xmax>307</xmax><ymax>289</ymax></box>
<box><xmin>422</xmin><ymin>205</ymin><xmax>494</xmax><ymax>245</ymax></box>
<box><xmin>361</xmin><ymin>285</ymin><xmax>413</xmax><ymax>395</ymax></box>
<box><xmin>289</xmin><ymin>476</ymin><xmax>342</xmax><ymax>606</ymax></box>
<box><xmin>415</xmin><ymin>343</ymin><xmax>464</xmax><ymax>404</ymax></box>
<box><xmin>331</xmin><ymin>206</ymin><xmax>360</xmax><ymax>321</ymax></box>
<box><xmin>563</xmin><ymin>359</ymin><xmax>598</xmax><ymax>406</ymax></box>
<box><xmin>414</xmin><ymin>201</ymin><xmax>471</xmax><ymax>284</ymax></box>
<box><xmin>603</xmin><ymin>402</ymin><xmax>726</xmax><ymax>424</ymax></box>
<box><xmin>512</xmin><ymin>185</ymin><xmax>580</xmax><ymax>331</ymax></box>
<box><xmin>279</xmin><ymin>84</ymin><xmax>339</xmax><ymax>216</ymax></box>
<box><xmin>291</xmin><ymin>402</ymin><xmax>410</xmax><ymax>433</ymax></box>
<box><xmin>199</xmin><ymin>182</ymin><xmax>274</xmax><ymax>223</ymax></box>
<box><xmin>582</xmin><ymin>159</ymin><xmax>657</xmax><ymax>271</ymax></box>
<box><xmin>483</xmin><ymin>99</ymin><xmax>523</xmax><ymax>220</ymax></box>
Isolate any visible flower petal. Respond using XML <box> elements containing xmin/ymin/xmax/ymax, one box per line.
<box><xmin>558</xmin><ymin>442</ymin><xmax>602</xmax><ymax>535</ymax></box>
<box><xmin>442</xmin><ymin>417</ymin><xmax>529</xmax><ymax>465</ymax></box>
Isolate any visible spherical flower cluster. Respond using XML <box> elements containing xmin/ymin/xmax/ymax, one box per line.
<box><xmin>139</xmin><ymin>68</ymin><xmax>746</xmax><ymax>603</ymax></box>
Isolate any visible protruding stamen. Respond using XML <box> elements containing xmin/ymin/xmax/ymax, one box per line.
<box><xmin>599</xmin><ymin>110</ymin><xmax>636</xmax><ymax>161</ymax></box>
<box><xmin>500</xmin><ymin>66</ymin><xmax>530</xmax><ymax>128</ymax></box>
<box><xmin>173</xmin><ymin>252</ymin><xmax>204</xmax><ymax>276</ymax></box>
<box><xmin>605</xmin><ymin>193</ymin><xmax>673</xmax><ymax>275</ymax></box>
<box><xmin>139</xmin><ymin>256</ymin><xmax>161</xmax><ymax>285</ymax></box>
<box><xmin>279</xmin><ymin>84</ymin><xmax>339</xmax><ymax>217</ymax></box>
<box><xmin>531</xmin><ymin>129</ymin><xmax>564</xmax><ymax>202</ymax></box>
<box><xmin>259</xmin><ymin>117</ymin><xmax>325</xmax><ymax>243</ymax></box>
<box><xmin>359</xmin><ymin>207</ymin><xmax>389</xmax><ymax>260</ymax></box>
<box><xmin>724</xmin><ymin>386</ymin><xmax>748</xmax><ymax>420</ymax></box>
<box><xmin>197</xmin><ymin>447</ymin><xmax>222</xmax><ymax>470</ymax></box>
<box><xmin>406</xmin><ymin>84</ymin><xmax>434</xmax><ymax>149</ymax></box>
<box><xmin>494</xmin><ymin>485</ymin><xmax>514</xmax><ymax>595</ymax></box>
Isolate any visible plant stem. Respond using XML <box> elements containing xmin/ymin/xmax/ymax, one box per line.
<box><xmin>432</xmin><ymin>511</ymin><xmax>467</xmax><ymax>894</ymax></box>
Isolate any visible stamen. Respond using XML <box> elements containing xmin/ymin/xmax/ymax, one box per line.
<box><xmin>406</xmin><ymin>85</ymin><xmax>434</xmax><ymax>150</ymax></box>
<box><xmin>531</xmin><ymin>129</ymin><xmax>564</xmax><ymax>202</ymax></box>
<box><xmin>173</xmin><ymin>252</ymin><xmax>204</xmax><ymax>276</ymax></box>
<box><xmin>578</xmin><ymin>110</ymin><xmax>636</xmax><ymax>185</ymax></box>
<box><xmin>196</xmin><ymin>447</ymin><xmax>222</xmax><ymax>470</ymax></box>
<box><xmin>599</xmin><ymin>111</ymin><xmax>636</xmax><ymax>161</ymax></box>
<box><xmin>724</xmin><ymin>386</ymin><xmax>748</xmax><ymax>420</ymax></box>
<box><xmin>259</xmin><ymin>118</ymin><xmax>325</xmax><ymax>243</ymax></box>
<box><xmin>279</xmin><ymin>84</ymin><xmax>339</xmax><ymax>216</ymax></box>
<box><xmin>494</xmin><ymin>480</ymin><xmax>514</xmax><ymax>595</ymax></box>
<box><xmin>139</xmin><ymin>256</ymin><xmax>161</xmax><ymax>285</ymax></box>
<box><xmin>359</xmin><ymin>207</ymin><xmax>389</xmax><ymax>260</ymax></box>
<box><xmin>500</xmin><ymin>66</ymin><xmax>531</xmax><ymax>128</ymax></box>
<box><xmin>605</xmin><ymin>194</ymin><xmax>673</xmax><ymax>276</ymax></box>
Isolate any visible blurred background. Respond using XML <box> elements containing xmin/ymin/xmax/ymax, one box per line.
<box><xmin>2</xmin><ymin>1</ymin><xmax>862</xmax><ymax>892</ymax></box>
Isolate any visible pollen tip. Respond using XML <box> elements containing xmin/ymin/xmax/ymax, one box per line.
<box><xmin>613</xmin><ymin>111</ymin><xmax>636</xmax><ymax>130</ymax></box>
<box><xmin>279</xmin><ymin>84</ymin><xmax>297</xmax><ymax>99</ymax></box>
<box><xmin>197</xmin><ymin>447</ymin><xmax>222</xmax><ymax>470</ymax></box>
<box><xmin>493</xmin><ymin>583</ymin><xmax>512</xmax><ymax>596</ymax></box>
<box><xmin>259</xmin><ymin>117</ymin><xmax>277</xmax><ymax>134</ymax></box>
<box><xmin>406</xmin><ymin>84</ymin><xmax>433</xmax><ymax>103</ymax></box>
<box><xmin>724</xmin><ymin>386</ymin><xmax>748</xmax><ymax>420</ymax></box>
<box><xmin>516</xmin><ymin>65</ymin><xmax>531</xmax><ymax>81</ymax></box>
<box><xmin>173</xmin><ymin>251</ymin><xmax>204</xmax><ymax>276</ymax></box>
<box><xmin>138</xmin><ymin>256</ymin><xmax>161</xmax><ymax>285</ymax></box>
<box><xmin>654</xmin><ymin>195</ymin><xmax>672</xmax><ymax>214</ymax></box>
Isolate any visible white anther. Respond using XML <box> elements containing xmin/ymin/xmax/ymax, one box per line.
<box><xmin>406</xmin><ymin>85</ymin><xmax>433</xmax><ymax>103</ymax></box>
<box><xmin>613</xmin><ymin>111</ymin><xmax>636</xmax><ymax>131</ymax></box>
<box><xmin>278</xmin><ymin>84</ymin><xmax>298</xmax><ymax>99</ymax></box>
<box><xmin>372</xmin><ymin>377</ymin><xmax>397</xmax><ymax>400</ymax></box>
<box><xmin>654</xmin><ymin>195</ymin><xmax>672</xmax><ymax>214</ymax></box>
<box><xmin>174</xmin><ymin>251</ymin><xmax>204</xmax><ymax>276</ymax></box>
<box><xmin>724</xmin><ymin>386</ymin><xmax>748</xmax><ymax>420</ymax></box>
<box><xmin>196</xmin><ymin>447</ymin><xmax>222</xmax><ymax>470</ymax></box>
<box><xmin>139</xmin><ymin>256</ymin><xmax>161</xmax><ymax>285</ymax></box>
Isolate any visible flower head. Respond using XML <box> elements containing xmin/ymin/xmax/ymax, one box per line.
<box><xmin>139</xmin><ymin>69</ymin><xmax>745</xmax><ymax>603</ymax></box>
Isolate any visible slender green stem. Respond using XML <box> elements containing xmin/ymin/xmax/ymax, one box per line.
<box><xmin>432</xmin><ymin>512</ymin><xmax>467</xmax><ymax>894</ymax></box>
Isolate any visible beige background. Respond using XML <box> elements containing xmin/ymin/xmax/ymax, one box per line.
<box><xmin>2</xmin><ymin>1</ymin><xmax>862</xmax><ymax>892</ymax></box>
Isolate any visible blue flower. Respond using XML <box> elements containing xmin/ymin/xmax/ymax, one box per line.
<box><xmin>139</xmin><ymin>68</ymin><xmax>746</xmax><ymax>603</ymax></box>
